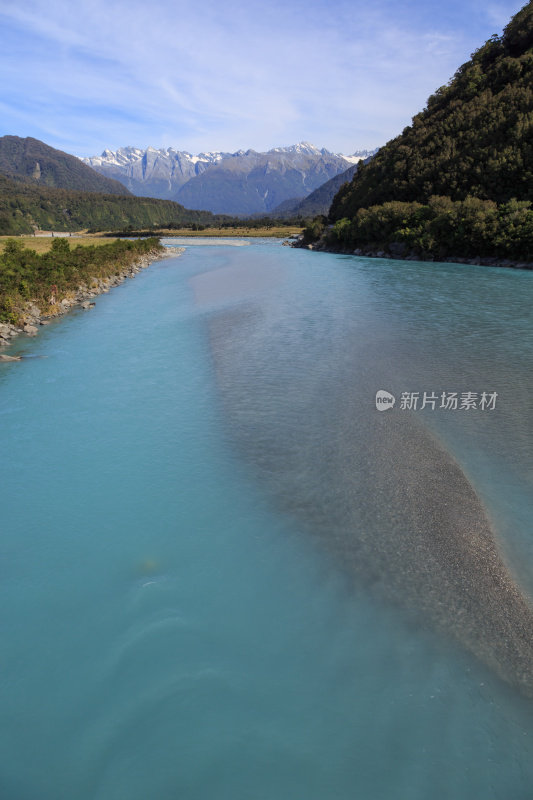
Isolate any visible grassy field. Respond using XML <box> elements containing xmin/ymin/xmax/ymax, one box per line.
<box><xmin>0</xmin><ymin>235</ymin><xmax>119</xmax><ymax>253</ymax></box>
<box><xmin>0</xmin><ymin>225</ymin><xmax>303</xmax><ymax>253</ymax></box>
<box><xmin>95</xmin><ymin>226</ymin><xmax>303</xmax><ymax>238</ymax></box>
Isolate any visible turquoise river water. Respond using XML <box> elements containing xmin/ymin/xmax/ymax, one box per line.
<box><xmin>1</xmin><ymin>239</ymin><xmax>533</xmax><ymax>799</ymax></box>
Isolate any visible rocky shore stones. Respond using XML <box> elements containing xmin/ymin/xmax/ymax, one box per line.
<box><xmin>0</xmin><ymin>247</ymin><xmax>177</xmax><ymax>354</ymax></box>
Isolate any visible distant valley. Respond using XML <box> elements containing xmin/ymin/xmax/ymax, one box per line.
<box><xmin>0</xmin><ymin>135</ymin><xmax>377</xmax><ymax>231</ymax></box>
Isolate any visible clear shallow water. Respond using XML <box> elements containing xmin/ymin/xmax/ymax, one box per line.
<box><xmin>1</xmin><ymin>242</ymin><xmax>533</xmax><ymax>799</ymax></box>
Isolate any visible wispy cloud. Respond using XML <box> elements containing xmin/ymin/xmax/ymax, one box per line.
<box><xmin>0</xmin><ymin>0</ymin><xmax>526</xmax><ymax>156</ymax></box>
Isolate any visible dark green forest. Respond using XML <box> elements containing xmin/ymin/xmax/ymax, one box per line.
<box><xmin>326</xmin><ymin>1</ymin><xmax>533</xmax><ymax>261</ymax></box>
<box><xmin>0</xmin><ymin>174</ymin><xmax>223</xmax><ymax>235</ymax></box>
<box><xmin>326</xmin><ymin>196</ymin><xmax>533</xmax><ymax>261</ymax></box>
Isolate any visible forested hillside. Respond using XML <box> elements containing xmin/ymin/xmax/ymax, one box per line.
<box><xmin>0</xmin><ymin>136</ymin><xmax>130</xmax><ymax>196</ymax></box>
<box><xmin>326</xmin><ymin>1</ymin><xmax>533</xmax><ymax>261</ymax></box>
<box><xmin>0</xmin><ymin>174</ymin><xmax>222</xmax><ymax>235</ymax></box>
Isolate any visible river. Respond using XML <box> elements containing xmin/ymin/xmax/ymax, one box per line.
<box><xmin>1</xmin><ymin>239</ymin><xmax>533</xmax><ymax>799</ymax></box>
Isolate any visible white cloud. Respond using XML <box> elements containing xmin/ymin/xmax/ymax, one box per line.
<box><xmin>0</xmin><ymin>0</ymin><xmax>527</xmax><ymax>155</ymax></box>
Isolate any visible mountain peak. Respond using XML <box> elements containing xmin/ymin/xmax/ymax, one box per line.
<box><xmin>268</xmin><ymin>142</ymin><xmax>322</xmax><ymax>156</ymax></box>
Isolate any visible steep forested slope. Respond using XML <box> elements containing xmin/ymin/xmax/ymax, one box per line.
<box><xmin>330</xmin><ymin>3</ymin><xmax>532</xmax><ymax>212</ymax></box>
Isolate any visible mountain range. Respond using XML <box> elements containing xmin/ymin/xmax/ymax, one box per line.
<box><xmin>0</xmin><ymin>133</ymin><xmax>374</xmax><ymax>234</ymax></box>
<box><xmin>83</xmin><ymin>143</ymin><xmax>376</xmax><ymax>216</ymax></box>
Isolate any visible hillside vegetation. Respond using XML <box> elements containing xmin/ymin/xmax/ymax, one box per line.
<box><xmin>0</xmin><ymin>136</ymin><xmax>129</xmax><ymax>196</ymax></box>
<box><xmin>0</xmin><ymin>237</ymin><xmax>161</xmax><ymax>325</ymax></box>
<box><xmin>0</xmin><ymin>174</ymin><xmax>224</xmax><ymax>236</ymax></box>
<box><xmin>326</xmin><ymin>1</ymin><xmax>533</xmax><ymax>261</ymax></box>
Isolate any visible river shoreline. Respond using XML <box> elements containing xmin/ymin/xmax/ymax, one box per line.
<box><xmin>290</xmin><ymin>238</ymin><xmax>533</xmax><ymax>271</ymax></box>
<box><xmin>0</xmin><ymin>246</ymin><xmax>184</xmax><ymax>360</ymax></box>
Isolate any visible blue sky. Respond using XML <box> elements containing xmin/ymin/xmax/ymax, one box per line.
<box><xmin>0</xmin><ymin>0</ymin><xmax>526</xmax><ymax>157</ymax></box>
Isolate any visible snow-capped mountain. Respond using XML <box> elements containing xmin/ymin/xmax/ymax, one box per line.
<box><xmin>267</xmin><ymin>142</ymin><xmax>371</xmax><ymax>164</ymax></box>
<box><xmin>86</xmin><ymin>145</ymin><xmax>229</xmax><ymax>170</ymax></box>
<box><xmin>81</xmin><ymin>143</ymin><xmax>376</xmax><ymax>215</ymax></box>
<box><xmin>82</xmin><ymin>146</ymin><xmax>232</xmax><ymax>200</ymax></box>
<box><xmin>340</xmin><ymin>149</ymin><xmax>378</xmax><ymax>164</ymax></box>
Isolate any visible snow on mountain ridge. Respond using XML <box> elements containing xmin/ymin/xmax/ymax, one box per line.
<box><xmin>266</xmin><ymin>142</ymin><xmax>377</xmax><ymax>163</ymax></box>
<box><xmin>341</xmin><ymin>154</ymin><xmax>365</xmax><ymax>165</ymax></box>
<box><xmin>79</xmin><ymin>142</ymin><xmax>378</xmax><ymax>213</ymax></box>
<box><xmin>83</xmin><ymin>146</ymin><xmax>228</xmax><ymax>170</ymax></box>
<box><xmin>83</xmin><ymin>142</ymin><xmax>374</xmax><ymax>169</ymax></box>
<box><xmin>269</xmin><ymin>142</ymin><xmax>321</xmax><ymax>156</ymax></box>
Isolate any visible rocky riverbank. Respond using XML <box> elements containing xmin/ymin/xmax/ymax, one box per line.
<box><xmin>0</xmin><ymin>246</ymin><xmax>184</xmax><ymax>359</ymax></box>
<box><xmin>289</xmin><ymin>235</ymin><xmax>533</xmax><ymax>270</ymax></box>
